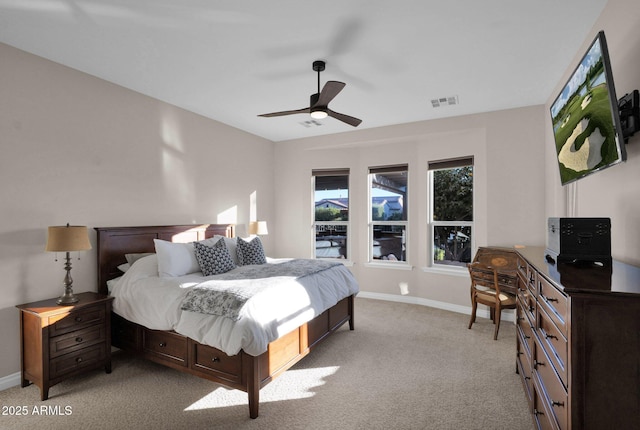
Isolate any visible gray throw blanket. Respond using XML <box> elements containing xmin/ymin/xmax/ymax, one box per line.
<box><xmin>180</xmin><ymin>259</ymin><xmax>341</xmax><ymax>321</ymax></box>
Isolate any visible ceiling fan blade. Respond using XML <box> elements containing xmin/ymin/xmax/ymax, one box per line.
<box><xmin>327</xmin><ymin>109</ymin><xmax>362</xmax><ymax>127</ymax></box>
<box><xmin>258</xmin><ymin>107</ymin><xmax>310</xmax><ymax>117</ymax></box>
<box><xmin>316</xmin><ymin>81</ymin><xmax>346</xmax><ymax>107</ymax></box>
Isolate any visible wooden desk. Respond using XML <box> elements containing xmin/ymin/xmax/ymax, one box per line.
<box><xmin>471</xmin><ymin>246</ymin><xmax>518</xmax><ymax>295</ymax></box>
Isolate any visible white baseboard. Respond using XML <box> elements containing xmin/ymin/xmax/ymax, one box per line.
<box><xmin>356</xmin><ymin>291</ymin><xmax>515</xmax><ymax>322</ymax></box>
<box><xmin>0</xmin><ymin>371</ymin><xmax>21</xmax><ymax>391</ymax></box>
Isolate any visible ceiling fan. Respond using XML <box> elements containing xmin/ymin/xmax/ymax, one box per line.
<box><xmin>258</xmin><ymin>60</ymin><xmax>362</xmax><ymax>127</ymax></box>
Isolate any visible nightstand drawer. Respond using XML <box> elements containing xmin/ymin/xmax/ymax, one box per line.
<box><xmin>49</xmin><ymin>324</ymin><xmax>106</xmax><ymax>358</ymax></box>
<box><xmin>50</xmin><ymin>343</ymin><xmax>107</xmax><ymax>379</ymax></box>
<box><xmin>49</xmin><ymin>306</ymin><xmax>106</xmax><ymax>337</ymax></box>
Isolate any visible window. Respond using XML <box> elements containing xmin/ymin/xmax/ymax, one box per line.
<box><xmin>369</xmin><ymin>165</ymin><xmax>408</xmax><ymax>263</ymax></box>
<box><xmin>429</xmin><ymin>157</ymin><xmax>473</xmax><ymax>268</ymax></box>
<box><xmin>313</xmin><ymin>169</ymin><xmax>349</xmax><ymax>259</ymax></box>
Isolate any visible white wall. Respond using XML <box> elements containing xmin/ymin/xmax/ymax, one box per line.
<box><xmin>0</xmin><ymin>43</ymin><xmax>275</xmax><ymax>379</ymax></box>
<box><xmin>273</xmin><ymin>105</ymin><xmax>546</xmax><ymax>309</ymax></box>
<box><xmin>544</xmin><ymin>0</ymin><xmax>640</xmax><ymax>265</ymax></box>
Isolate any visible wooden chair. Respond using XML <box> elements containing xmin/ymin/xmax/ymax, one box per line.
<box><xmin>467</xmin><ymin>261</ymin><xmax>517</xmax><ymax>340</ymax></box>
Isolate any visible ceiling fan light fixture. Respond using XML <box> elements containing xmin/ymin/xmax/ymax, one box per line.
<box><xmin>310</xmin><ymin>108</ymin><xmax>328</xmax><ymax>119</ymax></box>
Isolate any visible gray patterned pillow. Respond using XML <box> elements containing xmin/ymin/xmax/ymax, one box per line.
<box><xmin>236</xmin><ymin>236</ymin><xmax>267</xmax><ymax>265</ymax></box>
<box><xmin>193</xmin><ymin>239</ymin><xmax>236</xmax><ymax>276</ymax></box>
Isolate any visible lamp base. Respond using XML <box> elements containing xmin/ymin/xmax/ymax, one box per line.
<box><xmin>57</xmin><ymin>292</ymin><xmax>79</xmax><ymax>305</ymax></box>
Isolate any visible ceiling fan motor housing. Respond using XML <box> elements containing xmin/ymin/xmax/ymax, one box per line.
<box><xmin>312</xmin><ymin>60</ymin><xmax>326</xmax><ymax>72</ymax></box>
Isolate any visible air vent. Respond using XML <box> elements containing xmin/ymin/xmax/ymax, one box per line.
<box><xmin>299</xmin><ymin>119</ymin><xmax>324</xmax><ymax>128</ymax></box>
<box><xmin>431</xmin><ymin>95</ymin><xmax>459</xmax><ymax>108</ymax></box>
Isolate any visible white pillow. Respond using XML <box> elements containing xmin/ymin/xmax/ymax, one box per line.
<box><xmin>153</xmin><ymin>239</ymin><xmax>200</xmax><ymax>277</ymax></box>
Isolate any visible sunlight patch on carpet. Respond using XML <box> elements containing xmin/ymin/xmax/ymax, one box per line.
<box><xmin>183</xmin><ymin>366</ymin><xmax>340</xmax><ymax>411</ymax></box>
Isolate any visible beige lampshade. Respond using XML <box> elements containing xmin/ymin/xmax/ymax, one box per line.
<box><xmin>45</xmin><ymin>225</ymin><xmax>92</xmax><ymax>252</ymax></box>
<box><xmin>248</xmin><ymin>221</ymin><xmax>268</xmax><ymax>236</ymax></box>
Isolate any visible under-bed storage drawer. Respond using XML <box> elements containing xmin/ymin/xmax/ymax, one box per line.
<box><xmin>111</xmin><ymin>312</ymin><xmax>141</xmax><ymax>351</ymax></box>
<box><xmin>192</xmin><ymin>343</ymin><xmax>242</xmax><ymax>384</ymax></box>
<box><xmin>329</xmin><ymin>296</ymin><xmax>350</xmax><ymax>330</ymax></box>
<box><xmin>143</xmin><ymin>329</ymin><xmax>188</xmax><ymax>367</ymax></box>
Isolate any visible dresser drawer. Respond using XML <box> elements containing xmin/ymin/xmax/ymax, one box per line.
<box><xmin>534</xmin><ymin>338</ymin><xmax>568</xmax><ymax>430</ymax></box>
<box><xmin>50</xmin><ymin>343</ymin><xmax>107</xmax><ymax>379</ymax></box>
<box><xmin>49</xmin><ymin>324</ymin><xmax>106</xmax><ymax>358</ymax></box>
<box><xmin>518</xmin><ymin>284</ymin><xmax>536</xmax><ymax>323</ymax></box>
<box><xmin>143</xmin><ymin>329</ymin><xmax>188</xmax><ymax>366</ymax></box>
<box><xmin>192</xmin><ymin>343</ymin><xmax>242</xmax><ymax>384</ymax></box>
<box><xmin>517</xmin><ymin>301</ymin><xmax>535</xmax><ymax>357</ymax></box>
<box><xmin>516</xmin><ymin>329</ymin><xmax>534</xmax><ymax>410</ymax></box>
<box><xmin>537</xmin><ymin>276</ymin><xmax>568</xmax><ymax>336</ymax></box>
<box><xmin>532</xmin><ymin>373</ymin><xmax>558</xmax><ymax>430</ymax></box>
<box><xmin>48</xmin><ymin>305</ymin><xmax>106</xmax><ymax>337</ymax></box>
<box><xmin>516</xmin><ymin>348</ymin><xmax>533</xmax><ymax>409</ymax></box>
<box><xmin>517</xmin><ymin>256</ymin><xmax>528</xmax><ymax>281</ymax></box>
<box><xmin>521</xmin><ymin>262</ymin><xmax>537</xmax><ymax>296</ymax></box>
<box><xmin>537</xmin><ymin>304</ymin><xmax>568</xmax><ymax>387</ymax></box>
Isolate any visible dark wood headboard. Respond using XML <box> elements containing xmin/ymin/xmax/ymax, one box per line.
<box><xmin>95</xmin><ymin>224</ymin><xmax>235</xmax><ymax>295</ymax></box>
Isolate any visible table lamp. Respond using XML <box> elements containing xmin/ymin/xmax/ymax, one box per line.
<box><xmin>45</xmin><ymin>224</ymin><xmax>92</xmax><ymax>305</ymax></box>
<box><xmin>249</xmin><ymin>221</ymin><xmax>268</xmax><ymax>236</ymax></box>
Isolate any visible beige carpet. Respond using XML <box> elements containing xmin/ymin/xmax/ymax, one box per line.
<box><xmin>0</xmin><ymin>298</ymin><xmax>533</xmax><ymax>430</ymax></box>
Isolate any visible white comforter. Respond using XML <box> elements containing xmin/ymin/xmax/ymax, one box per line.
<box><xmin>110</xmin><ymin>255</ymin><xmax>359</xmax><ymax>356</ymax></box>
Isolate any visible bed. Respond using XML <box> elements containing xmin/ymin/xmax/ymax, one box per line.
<box><xmin>95</xmin><ymin>224</ymin><xmax>358</xmax><ymax>419</ymax></box>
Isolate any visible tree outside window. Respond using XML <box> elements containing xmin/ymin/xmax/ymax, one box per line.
<box><xmin>429</xmin><ymin>158</ymin><xmax>473</xmax><ymax>267</ymax></box>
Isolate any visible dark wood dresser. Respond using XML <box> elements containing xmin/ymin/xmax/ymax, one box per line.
<box><xmin>17</xmin><ymin>292</ymin><xmax>114</xmax><ymax>400</ymax></box>
<box><xmin>515</xmin><ymin>246</ymin><xmax>640</xmax><ymax>429</ymax></box>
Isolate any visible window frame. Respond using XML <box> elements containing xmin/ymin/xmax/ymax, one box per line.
<box><xmin>312</xmin><ymin>169</ymin><xmax>351</xmax><ymax>261</ymax></box>
<box><xmin>428</xmin><ymin>157</ymin><xmax>474</xmax><ymax>271</ymax></box>
<box><xmin>367</xmin><ymin>164</ymin><xmax>409</xmax><ymax>266</ymax></box>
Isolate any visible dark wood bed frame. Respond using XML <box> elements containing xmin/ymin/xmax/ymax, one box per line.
<box><xmin>95</xmin><ymin>224</ymin><xmax>355</xmax><ymax>418</ymax></box>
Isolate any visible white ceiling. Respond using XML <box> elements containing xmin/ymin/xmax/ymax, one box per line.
<box><xmin>0</xmin><ymin>0</ymin><xmax>608</xmax><ymax>142</ymax></box>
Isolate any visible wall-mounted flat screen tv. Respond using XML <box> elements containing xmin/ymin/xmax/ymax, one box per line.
<box><xmin>550</xmin><ymin>31</ymin><xmax>626</xmax><ymax>186</ymax></box>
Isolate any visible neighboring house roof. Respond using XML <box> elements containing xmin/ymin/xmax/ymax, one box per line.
<box><xmin>315</xmin><ymin>198</ymin><xmax>348</xmax><ymax>210</ymax></box>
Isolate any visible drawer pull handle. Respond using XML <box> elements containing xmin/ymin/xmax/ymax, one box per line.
<box><xmin>75</xmin><ymin>337</ymin><xmax>83</xmax><ymax>343</ymax></box>
<box><xmin>524</xmin><ymin>335</ymin><xmax>530</xmax><ymax>340</ymax></box>
<box><xmin>517</xmin><ymin>317</ymin><xmax>525</xmax><ymax>322</ymax></box>
<box><xmin>517</xmin><ymin>351</ymin><xmax>523</xmax><ymax>356</ymax></box>
<box><xmin>212</xmin><ymin>357</ymin><xmax>220</xmax><ymax>363</ymax></box>
<box><xmin>159</xmin><ymin>342</ymin><xmax>167</xmax><ymax>347</ymax></box>
<box><xmin>534</xmin><ymin>409</ymin><xmax>544</xmax><ymax>416</ymax></box>
<box><xmin>552</xmin><ymin>401</ymin><xmax>565</xmax><ymax>407</ymax></box>
<box><xmin>541</xmin><ymin>294</ymin><xmax>558</xmax><ymax>303</ymax></box>
<box><xmin>524</xmin><ymin>376</ymin><xmax>531</xmax><ymax>380</ymax></box>
<box><xmin>534</xmin><ymin>360</ymin><xmax>545</xmax><ymax>368</ymax></box>
<box><xmin>545</xmin><ymin>333</ymin><xmax>558</xmax><ymax>340</ymax></box>
<box><xmin>76</xmin><ymin>357</ymin><xmax>83</xmax><ymax>364</ymax></box>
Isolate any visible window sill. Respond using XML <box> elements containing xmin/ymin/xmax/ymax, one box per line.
<box><xmin>364</xmin><ymin>262</ymin><xmax>414</xmax><ymax>271</ymax></box>
<box><xmin>317</xmin><ymin>258</ymin><xmax>354</xmax><ymax>267</ymax></box>
<box><xmin>421</xmin><ymin>265</ymin><xmax>469</xmax><ymax>277</ymax></box>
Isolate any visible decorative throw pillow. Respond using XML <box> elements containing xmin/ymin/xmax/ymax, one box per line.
<box><xmin>193</xmin><ymin>239</ymin><xmax>236</xmax><ymax>276</ymax></box>
<box><xmin>236</xmin><ymin>236</ymin><xmax>267</xmax><ymax>266</ymax></box>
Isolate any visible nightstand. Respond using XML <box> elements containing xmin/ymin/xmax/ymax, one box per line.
<box><xmin>16</xmin><ymin>292</ymin><xmax>114</xmax><ymax>400</ymax></box>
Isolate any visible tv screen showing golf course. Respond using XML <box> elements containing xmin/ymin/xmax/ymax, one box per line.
<box><xmin>550</xmin><ymin>31</ymin><xmax>626</xmax><ymax>185</ymax></box>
